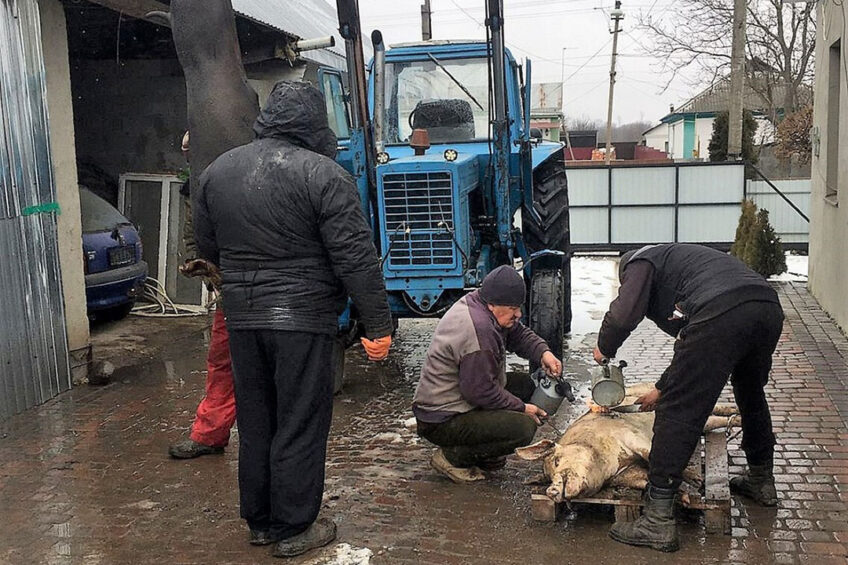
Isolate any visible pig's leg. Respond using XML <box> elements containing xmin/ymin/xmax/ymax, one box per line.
<box><xmin>712</xmin><ymin>404</ymin><xmax>739</xmax><ymax>417</ymax></box>
<box><xmin>704</xmin><ymin>414</ymin><xmax>742</xmax><ymax>431</ymax></box>
<box><xmin>609</xmin><ymin>465</ymin><xmax>648</xmax><ymax>490</ymax></box>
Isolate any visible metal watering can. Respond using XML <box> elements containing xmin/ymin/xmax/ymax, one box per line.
<box><xmin>529</xmin><ymin>367</ymin><xmax>575</xmax><ymax>416</ymax></box>
<box><xmin>591</xmin><ymin>358</ymin><xmax>628</xmax><ymax>407</ymax></box>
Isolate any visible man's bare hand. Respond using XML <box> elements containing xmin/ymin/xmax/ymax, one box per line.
<box><xmin>593</xmin><ymin>346</ymin><xmax>607</xmax><ymax>365</ymax></box>
<box><xmin>524</xmin><ymin>403</ymin><xmax>548</xmax><ymax>426</ymax></box>
<box><xmin>637</xmin><ymin>387</ymin><xmax>661</xmax><ymax>412</ymax></box>
<box><xmin>180</xmin><ymin>258</ymin><xmax>222</xmax><ymax>289</ymax></box>
<box><xmin>540</xmin><ymin>351</ymin><xmax>562</xmax><ymax>377</ymax></box>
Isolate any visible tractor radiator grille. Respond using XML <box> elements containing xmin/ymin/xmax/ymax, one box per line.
<box><xmin>382</xmin><ymin>171</ymin><xmax>456</xmax><ymax>268</ymax></box>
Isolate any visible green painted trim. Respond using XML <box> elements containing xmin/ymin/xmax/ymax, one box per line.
<box><xmin>683</xmin><ymin>116</ymin><xmax>696</xmax><ymax>158</ymax></box>
<box><xmin>21</xmin><ymin>202</ymin><xmax>61</xmax><ymax>216</ymax></box>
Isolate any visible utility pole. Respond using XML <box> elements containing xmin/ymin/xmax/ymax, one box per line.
<box><xmin>604</xmin><ymin>1</ymin><xmax>624</xmax><ymax>165</ymax></box>
<box><xmin>727</xmin><ymin>0</ymin><xmax>746</xmax><ymax>160</ymax></box>
<box><xmin>421</xmin><ymin>0</ymin><xmax>432</xmax><ymax>41</ymax></box>
<box><xmin>560</xmin><ymin>47</ymin><xmax>575</xmax><ymax>160</ymax></box>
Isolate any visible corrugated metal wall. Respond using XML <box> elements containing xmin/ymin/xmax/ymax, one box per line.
<box><xmin>748</xmin><ymin>179</ymin><xmax>811</xmax><ymax>244</ymax></box>
<box><xmin>1</xmin><ymin>0</ymin><xmax>71</xmax><ymax>421</ymax></box>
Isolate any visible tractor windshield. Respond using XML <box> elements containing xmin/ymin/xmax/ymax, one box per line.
<box><xmin>382</xmin><ymin>57</ymin><xmax>490</xmax><ymax>145</ymax></box>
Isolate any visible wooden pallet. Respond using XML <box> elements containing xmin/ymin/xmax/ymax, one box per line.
<box><xmin>530</xmin><ymin>430</ymin><xmax>731</xmax><ymax>534</ymax></box>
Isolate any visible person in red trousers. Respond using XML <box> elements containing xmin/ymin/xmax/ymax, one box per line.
<box><xmin>169</xmin><ymin>131</ymin><xmax>236</xmax><ymax>459</ymax></box>
<box><xmin>169</xmin><ymin>303</ymin><xmax>236</xmax><ymax>458</ymax></box>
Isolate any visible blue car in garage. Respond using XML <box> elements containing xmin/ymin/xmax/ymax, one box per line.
<box><xmin>80</xmin><ymin>187</ymin><xmax>148</xmax><ymax>319</ymax></box>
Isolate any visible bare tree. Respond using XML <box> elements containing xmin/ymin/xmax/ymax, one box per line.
<box><xmin>564</xmin><ymin>116</ymin><xmax>605</xmax><ymax>132</ymax></box>
<box><xmin>563</xmin><ymin>116</ymin><xmax>654</xmax><ymax>142</ymax></box>
<box><xmin>640</xmin><ymin>1</ymin><xmax>815</xmax><ymax>116</ymax></box>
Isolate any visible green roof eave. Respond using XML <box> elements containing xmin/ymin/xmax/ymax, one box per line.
<box><xmin>660</xmin><ymin>111</ymin><xmax>718</xmax><ymax>124</ymax></box>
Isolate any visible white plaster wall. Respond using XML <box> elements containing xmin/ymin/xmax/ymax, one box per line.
<box><xmin>643</xmin><ymin>124</ymin><xmax>668</xmax><ymax>153</ymax></box>
<box><xmin>694</xmin><ymin>117</ymin><xmax>714</xmax><ymax>160</ymax></box>
<box><xmin>39</xmin><ymin>0</ymin><xmax>90</xmax><ymax>380</ymax></box>
<box><xmin>669</xmin><ymin>121</ymin><xmax>685</xmax><ymax>159</ymax></box>
<box><xmin>809</xmin><ymin>1</ymin><xmax>848</xmax><ymax>332</ymax></box>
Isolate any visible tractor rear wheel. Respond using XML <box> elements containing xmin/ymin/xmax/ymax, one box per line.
<box><xmin>528</xmin><ymin>268</ymin><xmax>564</xmax><ymax>373</ymax></box>
<box><xmin>522</xmin><ymin>157</ymin><xmax>572</xmax><ymax>333</ymax></box>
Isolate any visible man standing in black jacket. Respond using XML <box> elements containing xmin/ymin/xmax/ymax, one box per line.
<box><xmin>193</xmin><ymin>81</ymin><xmax>393</xmax><ymax>558</ymax></box>
<box><xmin>594</xmin><ymin>244</ymin><xmax>783</xmax><ymax>552</ymax></box>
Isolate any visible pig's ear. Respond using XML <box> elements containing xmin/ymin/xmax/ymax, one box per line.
<box><xmin>515</xmin><ymin>439</ymin><xmax>557</xmax><ymax>461</ymax></box>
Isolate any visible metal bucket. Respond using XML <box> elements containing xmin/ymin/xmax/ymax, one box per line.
<box><xmin>591</xmin><ymin>360</ymin><xmax>627</xmax><ymax>407</ymax></box>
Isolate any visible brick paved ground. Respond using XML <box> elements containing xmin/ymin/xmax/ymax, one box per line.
<box><xmin>1</xmin><ymin>273</ymin><xmax>847</xmax><ymax>564</ymax></box>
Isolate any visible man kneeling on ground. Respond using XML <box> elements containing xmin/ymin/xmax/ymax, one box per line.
<box><xmin>412</xmin><ymin>265</ymin><xmax>563</xmax><ymax>482</ymax></box>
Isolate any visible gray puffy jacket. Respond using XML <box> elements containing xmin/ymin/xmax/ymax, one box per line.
<box><xmin>193</xmin><ymin>81</ymin><xmax>392</xmax><ymax>338</ymax></box>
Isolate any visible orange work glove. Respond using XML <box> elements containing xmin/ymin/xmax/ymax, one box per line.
<box><xmin>360</xmin><ymin>335</ymin><xmax>392</xmax><ymax>361</ymax></box>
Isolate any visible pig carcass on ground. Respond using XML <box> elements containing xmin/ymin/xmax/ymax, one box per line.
<box><xmin>515</xmin><ymin>383</ymin><xmax>739</xmax><ymax>502</ymax></box>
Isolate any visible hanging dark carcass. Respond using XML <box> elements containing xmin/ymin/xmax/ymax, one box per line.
<box><xmin>515</xmin><ymin>384</ymin><xmax>739</xmax><ymax>502</ymax></box>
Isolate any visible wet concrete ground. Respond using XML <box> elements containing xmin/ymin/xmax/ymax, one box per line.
<box><xmin>1</xmin><ymin>257</ymin><xmax>847</xmax><ymax>564</ymax></box>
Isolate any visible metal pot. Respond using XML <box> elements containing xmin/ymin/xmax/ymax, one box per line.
<box><xmin>591</xmin><ymin>359</ymin><xmax>627</xmax><ymax>407</ymax></box>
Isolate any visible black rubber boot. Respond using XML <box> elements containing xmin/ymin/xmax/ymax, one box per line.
<box><xmin>272</xmin><ymin>518</ymin><xmax>337</xmax><ymax>558</ymax></box>
<box><xmin>609</xmin><ymin>485</ymin><xmax>680</xmax><ymax>553</ymax></box>
<box><xmin>249</xmin><ymin>530</ymin><xmax>281</xmax><ymax>546</ymax></box>
<box><xmin>168</xmin><ymin>439</ymin><xmax>224</xmax><ymax>459</ymax></box>
<box><xmin>730</xmin><ymin>463</ymin><xmax>777</xmax><ymax>506</ymax></box>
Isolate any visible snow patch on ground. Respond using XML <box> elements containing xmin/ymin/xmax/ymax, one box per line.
<box><xmin>305</xmin><ymin>543</ymin><xmax>372</xmax><ymax>565</ymax></box>
<box><xmin>770</xmin><ymin>252</ymin><xmax>808</xmax><ymax>282</ymax></box>
<box><xmin>372</xmin><ymin>432</ymin><xmax>404</xmax><ymax>443</ymax></box>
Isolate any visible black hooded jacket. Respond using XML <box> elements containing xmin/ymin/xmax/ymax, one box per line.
<box><xmin>193</xmin><ymin>81</ymin><xmax>393</xmax><ymax>337</ymax></box>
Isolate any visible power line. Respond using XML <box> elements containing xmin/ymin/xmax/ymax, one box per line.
<box><xmin>563</xmin><ymin>38</ymin><xmax>613</xmax><ymax>82</ymax></box>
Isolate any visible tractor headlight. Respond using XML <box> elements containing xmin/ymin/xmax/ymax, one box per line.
<box><xmin>444</xmin><ymin>149</ymin><xmax>458</xmax><ymax>162</ymax></box>
<box><xmin>376</xmin><ymin>151</ymin><xmax>390</xmax><ymax>165</ymax></box>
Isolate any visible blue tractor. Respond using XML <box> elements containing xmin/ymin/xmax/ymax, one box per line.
<box><xmin>323</xmin><ymin>0</ymin><xmax>571</xmax><ymax>379</ymax></box>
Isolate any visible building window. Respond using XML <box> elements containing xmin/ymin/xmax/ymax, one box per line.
<box><xmin>826</xmin><ymin>39</ymin><xmax>841</xmax><ymax>201</ymax></box>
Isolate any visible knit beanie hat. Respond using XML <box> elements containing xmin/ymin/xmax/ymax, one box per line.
<box><xmin>479</xmin><ymin>265</ymin><xmax>526</xmax><ymax>306</ymax></box>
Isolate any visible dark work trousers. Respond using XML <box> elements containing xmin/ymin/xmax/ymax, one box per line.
<box><xmin>227</xmin><ymin>329</ymin><xmax>334</xmax><ymax>540</ymax></box>
<box><xmin>650</xmin><ymin>300</ymin><xmax>784</xmax><ymax>489</ymax></box>
<box><xmin>417</xmin><ymin>372</ymin><xmax>538</xmax><ymax>467</ymax></box>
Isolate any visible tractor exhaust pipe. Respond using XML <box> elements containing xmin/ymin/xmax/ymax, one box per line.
<box><xmin>295</xmin><ymin>35</ymin><xmax>335</xmax><ymax>53</ymax></box>
<box><xmin>372</xmin><ymin>30</ymin><xmax>386</xmax><ymax>153</ymax></box>
<box><xmin>487</xmin><ymin>0</ymin><xmax>507</xmax><ymax>124</ymax></box>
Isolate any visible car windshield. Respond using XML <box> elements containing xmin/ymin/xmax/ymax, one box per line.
<box><xmin>382</xmin><ymin>56</ymin><xmax>490</xmax><ymax>145</ymax></box>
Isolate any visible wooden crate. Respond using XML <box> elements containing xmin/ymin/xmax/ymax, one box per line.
<box><xmin>530</xmin><ymin>430</ymin><xmax>731</xmax><ymax>535</ymax></box>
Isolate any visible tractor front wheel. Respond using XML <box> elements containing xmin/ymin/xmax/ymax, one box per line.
<box><xmin>528</xmin><ymin>268</ymin><xmax>565</xmax><ymax>372</ymax></box>
<box><xmin>522</xmin><ymin>157</ymin><xmax>572</xmax><ymax>333</ymax></box>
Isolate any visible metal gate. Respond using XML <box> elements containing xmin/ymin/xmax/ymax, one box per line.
<box><xmin>1</xmin><ymin>0</ymin><xmax>71</xmax><ymax>421</ymax></box>
<box><xmin>569</xmin><ymin>162</ymin><xmax>747</xmax><ymax>252</ymax></box>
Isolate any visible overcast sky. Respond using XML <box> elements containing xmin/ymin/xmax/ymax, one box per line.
<box><xmin>356</xmin><ymin>0</ymin><xmax>699</xmax><ymax>126</ymax></box>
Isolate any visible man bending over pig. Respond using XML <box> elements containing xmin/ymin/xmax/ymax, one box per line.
<box><xmin>413</xmin><ymin>266</ymin><xmax>563</xmax><ymax>483</ymax></box>
<box><xmin>594</xmin><ymin>243</ymin><xmax>783</xmax><ymax>552</ymax></box>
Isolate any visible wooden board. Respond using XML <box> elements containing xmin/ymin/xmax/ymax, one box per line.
<box><xmin>704</xmin><ymin>431</ymin><xmax>732</xmax><ymax>534</ymax></box>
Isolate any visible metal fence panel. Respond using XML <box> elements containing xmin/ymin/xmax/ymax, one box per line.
<box><xmin>611</xmin><ymin>167</ymin><xmax>675</xmax><ymax>205</ymax></box>
<box><xmin>571</xmin><ymin>208</ymin><xmax>608</xmax><ymax>244</ymax></box>
<box><xmin>567</xmin><ymin>168</ymin><xmax>608</xmax><ymax>205</ymax></box>
<box><xmin>0</xmin><ymin>0</ymin><xmax>71</xmax><ymax>422</ymax></box>
<box><xmin>678</xmin><ymin>205</ymin><xmax>743</xmax><ymax>242</ymax></box>
<box><xmin>568</xmin><ymin>162</ymin><xmax>753</xmax><ymax>251</ymax></box>
<box><xmin>678</xmin><ymin>164</ymin><xmax>744</xmax><ymax>204</ymax></box>
<box><xmin>747</xmin><ymin>179</ymin><xmax>811</xmax><ymax>244</ymax></box>
<box><xmin>611</xmin><ymin>206</ymin><xmax>675</xmax><ymax>243</ymax></box>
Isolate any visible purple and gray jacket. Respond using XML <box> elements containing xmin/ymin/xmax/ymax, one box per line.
<box><xmin>412</xmin><ymin>290</ymin><xmax>551</xmax><ymax>424</ymax></box>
